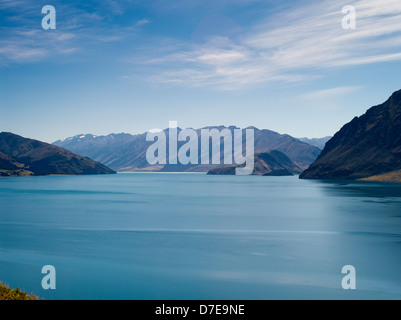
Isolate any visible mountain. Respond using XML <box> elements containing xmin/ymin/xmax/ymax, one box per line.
<box><xmin>0</xmin><ymin>132</ymin><xmax>116</xmax><ymax>176</ymax></box>
<box><xmin>0</xmin><ymin>151</ymin><xmax>34</xmax><ymax>176</ymax></box>
<box><xmin>251</xmin><ymin>128</ymin><xmax>321</xmax><ymax>169</ymax></box>
<box><xmin>300</xmin><ymin>89</ymin><xmax>401</xmax><ymax>181</ymax></box>
<box><xmin>298</xmin><ymin>136</ymin><xmax>332</xmax><ymax>150</ymax></box>
<box><xmin>207</xmin><ymin>150</ymin><xmax>301</xmax><ymax>176</ymax></box>
<box><xmin>53</xmin><ymin>127</ymin><xmax>321</xmax><ymax>172</ymax></box>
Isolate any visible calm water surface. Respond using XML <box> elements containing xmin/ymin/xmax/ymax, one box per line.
<box><xmin>1</xmin><ymin>173</ymin><xmax>401</xmax><ymax>299</ymax></box>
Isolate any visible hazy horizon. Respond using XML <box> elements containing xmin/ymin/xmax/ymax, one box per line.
<box><xmin>4</xmin><ymin>125</ymin><xmax>334</xmax><ymax>145</ymax></box>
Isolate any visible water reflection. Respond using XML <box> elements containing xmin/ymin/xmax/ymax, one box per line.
<box><xmin>309</xmin><ymin>179</ymin><xmax>401</xmax><ymax>199</ymax></box>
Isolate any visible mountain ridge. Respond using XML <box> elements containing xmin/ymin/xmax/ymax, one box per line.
<box><xmin>300</xmin><ymin>89</ymin><xmax>401</xmax><ymax>181</ymax></box>
<box><xmin>297</xmin><ymin>136</ymin><xmax>332</xmax><ymax>150</ymax></box>
<box><xmin>53</xmin><ymin>126</ymin><xmax>322</xmax><ymax>173</ymax></box>
<box><xmin>207</xmin><ymin>150</ymin><xmax>301</xmax><ymax>176</ymax></box>
<box><xmin>0</xmin><ymin>132</ymin><xmax>116</xmax><ymax>177</ymax></box>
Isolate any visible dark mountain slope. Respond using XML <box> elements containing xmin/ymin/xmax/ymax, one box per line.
<box><xmin>300</xmin><ymin>89</ymin><xmax>401</xmax><ymax>181</ymax></box>
<box><xmin>0</xmin><ymin>132</ymin><xmax>116</xmax><ymax>176</ymax></box>
<box><xmin>207</xmin><ymin>150</ymin><xmax>301</xmax><ymax>176</ymax></box>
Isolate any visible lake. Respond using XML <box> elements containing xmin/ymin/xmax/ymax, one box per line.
<box><xmin>1</xmin><ymin>173</ymin><xmax>401</xmax><ymax>300</ymax></box>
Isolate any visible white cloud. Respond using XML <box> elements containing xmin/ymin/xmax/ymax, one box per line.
<box><xmin>0</xmin><ymin>46</ymin><xmax>47</xmax><ymax>61</ymax></box>
<box><xmin>0</xmin><ymin>0</ymin><xmax>30</xmax><ymax>9</ymax></box>
<box><xmin>136</xmin><ymin>19</ymin><xmax>151</xmax><ymax>27</ymax></box>
<box><xmin>0</xmin><ymin>28</ymin><xmax>78</xmax><ymax>63</ymax></box>
<box><xmin>302</xmin><ymin>86</ymin><xmax>362</xmax><ymax>100</ymax></box>
<box><xmin>0</xmin><ymin>0</ymin><xmax>137</xmax><ymax>65</ymax></box>
<box><xmin>136</xmin><ymin>0</ymin><xmax>401</xmax><ymax>89</ymax></box>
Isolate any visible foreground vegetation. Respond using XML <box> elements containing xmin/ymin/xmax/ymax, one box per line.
<box><xmin>0</xmin><ymin>283</ymin><xmax>38</xmax><ymax>300</ymax></box>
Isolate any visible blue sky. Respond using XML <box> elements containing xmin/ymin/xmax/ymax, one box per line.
<box><xmin>1</xmin><ymin>0</ymin><xmax>401</xmax><ymax>143</ymax></box>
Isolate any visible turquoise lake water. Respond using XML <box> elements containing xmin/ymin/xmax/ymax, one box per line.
<box><xmin>1</xmin><ymin>173</ymin><xmax>401</xmax><ymax>300</ymax></box>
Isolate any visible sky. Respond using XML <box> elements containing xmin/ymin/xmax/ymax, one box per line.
<box><xmin>1</xmin><ymin>0</ymin><xmax>401</xmax><ymax>143</ymax></box>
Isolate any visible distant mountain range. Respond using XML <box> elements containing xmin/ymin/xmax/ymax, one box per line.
<box><xmin>207</xmin><ymin>150</ymin><xmax>301</xmax><ymax>176</ymax></box>
<box><xmin>0</xmin><ymin>132</ymin><xmax>116</xmax><ymax>177</ymax></box>
<box><xmin>53</xmin><ymin>127</ymin><xmax>323</xmax><ymax>173</ymax></box>
<box><xmin>301</xmin><ymin>89</ymin><xmax>401</xmax><ymax>182</ymax></box>
<box><xmin>297</xmin><ymin>137</ymin><xmax>332</xmax><ymax>150</ymax></box>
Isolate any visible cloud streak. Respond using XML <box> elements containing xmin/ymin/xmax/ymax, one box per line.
<box><xmin>136</xmin><ymin>18</ymin><xmax>151</xmax><ymax>26</ymax></box>
<box><xmin>2</xmin><ymin>0</ymin><xmax>401</xmax><ymax>91</ymax></box>
<box><xmin>135</xmin><ymin>0</ymin><xmax>401</xmax><ymax>89</ymax></box>
<box><xmin>0</xmin><ymin>0</ymin><xmax>140</xmax><ymax>65</ymax></box>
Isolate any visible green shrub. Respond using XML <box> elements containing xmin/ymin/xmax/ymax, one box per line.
<box><xmin>0</xmin><ymin>283</ymin><xmax>39</xmax><ymax>300</ymax></box>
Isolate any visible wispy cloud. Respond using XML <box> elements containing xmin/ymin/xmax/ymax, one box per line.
<box><xmin>133</xmin><ymin>0</ymin><xmax>401</xmax><ymax>89</ymax></box>
<box><xmin>0</xmin><ymin>45</ymin><xmax>47</xmax><ymax>62</ymax></box>
<box><xmin>2</xmin><ymin>0</ymin><xmax>401</xmax><ymax>90</ymax></box>
<box><xmin>0</xmin><ymin>1</ymin><xmax>81</xmax><ymax>64</ymax></box>
<box><xmin>302</xmin><ymin>86</ymin><xmax>362</xmax><ymax>100</ymax></box>
<box><xmin>136</xmin><ymin>18</ymin><xmax>151</xmax><ymax>27</ymax></box>
<box><xmin>0</xmin><ymin>0</ymin><xmax>32</xmax><ymax>10</ymax></box>
<box><xmin>0</xmin><ymin>0</ymin><xmax>138</xmax><ymax>65</ymax></box>
<box><xmin>0</xmin><ymin>27</ymin><xmax>78</xmax><ymax>63</ymax></box>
